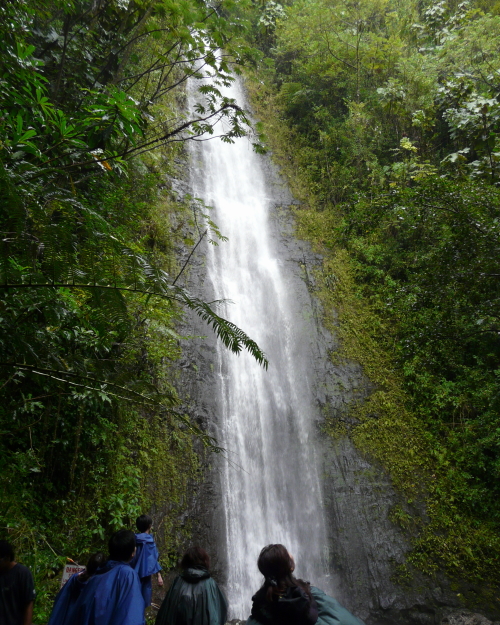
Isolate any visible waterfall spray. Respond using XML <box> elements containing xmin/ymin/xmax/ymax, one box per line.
<box><xmin>188</xmin><ymin>76</ymin><xmax>331</xmax><ymax>619</ymax></box>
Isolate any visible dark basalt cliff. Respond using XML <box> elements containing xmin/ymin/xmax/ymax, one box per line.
<box><xmin>169</xmin><ymin>148</ymin><xmax>499</xmax><ymax>625</ymax></box>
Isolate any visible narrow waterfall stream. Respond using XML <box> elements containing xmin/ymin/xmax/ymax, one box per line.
<box><xmin>188</xmin><ymin>78</ymin><xmax>331</xmax><ymax>620</ymax></box>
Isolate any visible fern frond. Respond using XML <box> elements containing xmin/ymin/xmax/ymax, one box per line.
<box><xmin>0</xmin><ymin>280</ymin><xmax>269</xmax><ymax>367</ymax></box>
<box><xmin>173</xmin><ymin>288</ymin><xmax>268</xmax><ymax>369</ymax></box>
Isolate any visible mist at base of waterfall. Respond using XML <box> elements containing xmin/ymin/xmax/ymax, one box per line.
<box><xmin>188</xmin><ymin>77</ymin><xmax>332</xmax><ymax>620</ymax></box>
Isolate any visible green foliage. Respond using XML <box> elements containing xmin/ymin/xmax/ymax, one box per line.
<box><xmin>0</xmin><ymin>2</ymin><xmax>266</xmax><ymax>621</ymax></box>
<box><xmin>249</xmin><ymin>0</ymin><xmax>500</xmax><ymax>191</ymax></box>
<box><xmin>0</xmin><ymin>169</ymin><xmax>199</xmax><ymax>621</ymax></box>
<box><xmin>0</xmin><ymin>1</ymin><xmax>268</xmax><ymax>369</ymax></box>
<box><xmin>244</xmin><ymin>0</ymin><xmax>500</xmax><ymax>604</ymax></box>
<box><xmin>344</xmin><ymin>179</ymin><xmax>500</xmax><ymax>519</ymax></box>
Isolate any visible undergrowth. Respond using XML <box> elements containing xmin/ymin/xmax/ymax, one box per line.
<box><xmin>245</xmin><ymin>73</ymin><xmax>500</xmax><ymax>610</ymax></box>
<box><xmin>0</xmin><ymin>166</ymin><xmax>203</xmax><ymax>622</ymax></box>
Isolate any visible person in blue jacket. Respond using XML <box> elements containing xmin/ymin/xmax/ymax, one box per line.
<box><xmin>129</xmin><ymin>514</ymin><xmax>163</xmax><ymax>608</ymax></box>
<box><xmin>48</xmin><ymin>552</ymin><xmax>105</xmax><ymax>625</ymax></box>
<box><xmin>72</xmin><ymin>529</ymin><xmax>145</xmax><ymax>625</ymax></box>
<box><xmin>246</xmin><ymin>544</ymin><xmax>365</xmax><ymax>625</ymax></box>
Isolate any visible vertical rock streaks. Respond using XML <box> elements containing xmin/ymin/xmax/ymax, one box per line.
<box><xmin>187</xmin><ymin>77</ymin><xmax>331</xmax><ymax>619</ymax></box>
<box><xmin>181</xmin><ymin>77</ymin><xmax>483</xmax><ymax>625</ymax></box>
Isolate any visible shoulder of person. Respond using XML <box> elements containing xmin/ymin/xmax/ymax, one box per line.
<box><xmin>110</xmin><ymin>563</ymin><xmax>141</xmax><ymax>589</ymax></box>
<box><xmin>13</xmin><ymin>564</ymin><xmax>36</xmax><ymax>600</ymax></box>
<box><xmin>251</xmin><ymin>587</ymin><xmax>274</xmax><ymax>624</ymax></box>
<box><xmin>251</xmin><ymin>586</ymin><xmax>268</xmax><ymax>604</ymax></box>
<box><xmin>111</xmin><ymin>562</ymin><xmax>139</xmax><ymax>578</ymax></box>
<box><xmin>13</xmin><ymin>563</ymin><xmax>34</xmax><ymax>580</ymax></box>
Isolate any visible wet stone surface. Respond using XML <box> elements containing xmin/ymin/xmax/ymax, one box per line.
<box><xmin>441</xmin><ymin>611</ymin><xmax>500</xmax><ymax>625</ymax></box>
<box><xmin>171</xmin><ymin>105</ymin><xmax>500</xmax><ymax>625</ymax></box>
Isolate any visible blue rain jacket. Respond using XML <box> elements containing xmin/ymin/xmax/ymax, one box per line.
<box><xmin>48</xmin><ymin>572</ymin><xmax>87</xmax><ymax>625</ymax></box>
<box><xmin>155</xmin><ymin>567</ymin><xmax>228</xmax><ymax>625</ymax></box>
<box><xmin>246</xmin><ymin>586</ymin><xmax>365</xmax><ymax>625</ymax></box>
<box><xmin>129</xmin><ymin>533</ymin><xmax>162</xmax><ymax>607</ymax></box>
<box><xmin>130</xmin><ymin>533</ymin><xmax>161</xmax><ymax>578</ymax></box>
<box><xmin>72</xmin><ymin>560</ymin><xmax>145</xmax><ymax>625</ymax></box>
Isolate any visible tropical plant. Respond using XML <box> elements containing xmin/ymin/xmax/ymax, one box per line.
<box><xmin>0</xmin><ymin>2</ymin><xmax>265</xmax><ymax>619</ymax></box>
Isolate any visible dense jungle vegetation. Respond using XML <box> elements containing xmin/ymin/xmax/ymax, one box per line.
<box><xmin>0</xmin><ymin>1</ymin><xmax>267</xmax><ymax>621</ymax></box>
<box><xmin>3</xmin><ymin>0</ymin><xmax>500</xmax><ymax>620</ymax></box>
<box><xmin>243</xmin><ymin>0</ymin><xmax>500</xmax><ymax>608</ymax></box>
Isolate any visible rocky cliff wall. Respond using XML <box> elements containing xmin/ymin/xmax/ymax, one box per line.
<box><xmin>169</xmin><ymin>141</ymin><xmax>497</xmax><ymax>625</ymax></box>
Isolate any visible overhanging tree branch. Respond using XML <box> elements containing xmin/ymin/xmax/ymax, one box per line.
<box><xmin>0</xmin><ymin>282</ymin><xmax>268</xmax><ymax>368</ymax></box>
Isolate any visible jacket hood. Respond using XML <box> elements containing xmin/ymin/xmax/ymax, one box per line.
<box><xmin>181</xmin><ymin>567</ymin><xmax>210</xmax><ymax>583</ymax></box>
<box><xmin>251</xmin><ymin>585</ymin><xmax>318</xmax><ymax>625</ymax></box>
<box><xmin>135</xmin><ymin>532</ymin><xmax>154</xmax><ymax>544</ymax></box>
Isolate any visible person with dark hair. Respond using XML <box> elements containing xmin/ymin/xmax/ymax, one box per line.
<box><xmin>155</xmin><ymin>546</ymin><xmax>227</xmax><ymax>625</ymax></box>
<box><xmin>72</xmin><ymin>530</ymin><xmax>145</xmax><ymax>625</ymax></box>
<box><xmin>247</xmin><ymin>544</ymin><xmax>365</xmax><ymax>625</ymax></box>
<box><xmin>248</xmin><ymin>544</ymin><xmax>318</xmax><ymax>625</ymax></box>
<box><xmin>47</xmin><ymin>552</ymin><xmax>106</xmax><ymax>625</ymax></box>
<box><xmin>130</xmin><ymin>514</ymin><xmax>163</xmax><ymax>609</ymax></box>
<box><xmin>0</xmin><ymin>540</ymin><xmax>36</xmax><ymax>625</ymax></box>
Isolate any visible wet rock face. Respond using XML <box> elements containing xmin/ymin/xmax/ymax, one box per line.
<box><xmin>441</xmin><ymin>611</ymin><xmax>500</xmax><ymax>625</ymax></box>
<box><xmin>174</xmin><ymin>131</ymin><xmax>499</xmax><ymax>624</ymax></box>
<box><xmin>321</xmin><ymin>435</ymin><xmax>464</xmax><ymax>625</ymax></box>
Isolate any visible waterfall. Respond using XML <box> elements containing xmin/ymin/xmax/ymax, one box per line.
<box><xmin>188</xmin><ymin>77</ymin><xmax>331</xmax><ymax>620</ymax></box>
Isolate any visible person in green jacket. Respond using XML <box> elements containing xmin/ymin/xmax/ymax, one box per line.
<box><xmin>155</xmin><ymin>547</ymin><xmax>227</xmax><ymax>625</ymax></box>
<box><xmin>246</xmin><ymin>544</ymin><xmax>366</xmax><ymax>625</ymax></box>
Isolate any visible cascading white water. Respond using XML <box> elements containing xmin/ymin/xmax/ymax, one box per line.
<box><xmin>188</xmin><ymin>77</ymin><xmax>330</xmax><ymax>619</ymax></box>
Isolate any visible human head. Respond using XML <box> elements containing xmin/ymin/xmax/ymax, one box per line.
<box><xmin>86</xmin><ymin>551</ymin><xmax>106</xmax><ymax>575</ymax></box>
<box><xmin>108</xmin><ymin>530</ymin><xmax>136</xmax><ymax>562</ymax></box>
<box><xmin>136</xmin><ymin>514</ymin><xmax>153</xmax><ymax>533</ymax></box>
<box><xmin>0</xmin><ymin>540</ymin><xmax>15</xmax><ymax>573</ymax></box>
<box><xmin>79</xmin><ymin>551</ymin><xmax>106</xmax><ymax>582</ymax></box>
<box><xmin>257</xmin><ymin>544</ymin><xmax>295</xmax><ymax>583</ymax></box>
<box><xmin>180</xmin><ymin>546</ymin><xmax>210</xmax><ymax>571</ymax></box>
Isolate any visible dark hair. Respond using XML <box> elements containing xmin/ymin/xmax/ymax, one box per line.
<box><xmin>79</xmin><ymin>552</ymin><xmax>106</xmax><ymax>582</ymax></box>
<box><xmin>108</xmin><ymin>530</ymin><xmax>136</xmax><ymax>562</ymax></box>
<box><xmin>136</xmin><ymin>514</ymin><xmax>153</xmax><ymax>533</ymax></box>
<box><xmin>257</xmin><ymin>544</ymin><xmax>311</xmax><ymax>603</ymax></box>
<box><xmin>0</xmin><ymin>540</ymin><xmax>14</xmax><ymax>562</ymax></box>
<box><xmin>181</xmin><ymin>546</ymin><xmax>210</xmax><ymax>571</ymax></box>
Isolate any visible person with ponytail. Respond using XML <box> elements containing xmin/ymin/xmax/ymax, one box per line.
<box><xmin>248</xmin><ymin>544</ymin><xmax>318</xmax><ymax>625</ymax></box>
<box><xmin>48</xmin><ymin>552</ymin><xmax>106</xmax><ymax>625</ymax></box>
<box><xmin>247</xmin><ymin>545</ymin><xmax>365</xmax><ymax>625</ymax></box>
